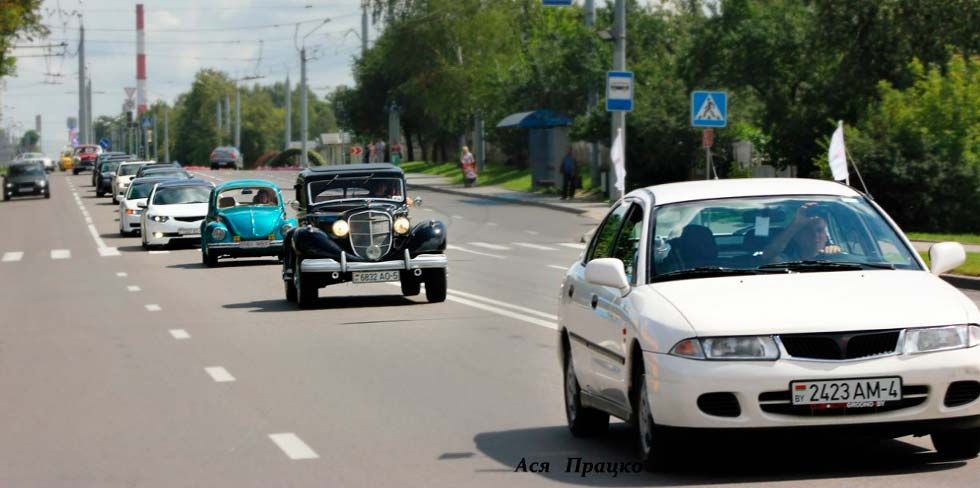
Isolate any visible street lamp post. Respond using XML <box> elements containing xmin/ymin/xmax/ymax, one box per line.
<box><xmin>296</xmin><ymin>18</ymin><xmax>331</xmax><ymax>168</ymax></box>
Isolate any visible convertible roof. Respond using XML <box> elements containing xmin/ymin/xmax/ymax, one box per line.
<box><xmin>632</xmin><ymin>178</ymin><xmax>862</xmax><ymax>206</ymax></box>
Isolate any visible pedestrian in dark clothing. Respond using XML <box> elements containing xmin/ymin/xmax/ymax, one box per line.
<box><xmin>560</xmin><ymin>148</ymin><xmax>576</xmax><ymax>200</ymax></box>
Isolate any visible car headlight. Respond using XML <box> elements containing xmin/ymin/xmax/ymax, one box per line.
<box><xmin>279</xmin><ymin>223</ymin><xmax>293</xmax><ymax>236</ymax></box>
<box><xmin>393</xmin><ymin>216</ymin><xmax>410</xmax><ymax>235</ymax></box>
<box><xmin>37</xmin><ymin>180</ymin><xmax>47</xmax><ymax>187</ymax></box>
<box><xmin>149</xmin><ymin>215</ymin><xmax>169</xmax><ymax>223</ymax></box>
<box><xmin>670</xmin><ymin>336</ymin><xmax>780</xmax><ymax>361</ymax></box>
<box><xmin>331</xmin><ymin>219</ymin><xmax>350</xmax><ymax>237</ymax></box>
<box><xmin>905</xmin><ymin>325</ymin><xmax>980</xmax><ymax>354</ymax></box>
<box><xmin>211</xmin><ymin>227</ymin><xmax>227</xmax><ymax>241</ymax></box>
<box><xmin>4</xmin><ymin>183</ymin><xmax>11</xmax><ymax>188</ymax></box>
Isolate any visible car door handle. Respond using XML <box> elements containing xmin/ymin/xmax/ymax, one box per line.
<box><xmin>591</xmin><ymin>295</ymin><xmax>598</xmax><ymax>309</ymax></box>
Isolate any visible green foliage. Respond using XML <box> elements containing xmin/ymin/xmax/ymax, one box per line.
<box><xmin>0</xmin><ymin>0</ymin><xmax>47</xmax><ymax>78</ymax></box>
<box><xmin>18</xmin><ymin>129</ymin><xmax>39</xmax><ymax>151</ymax></box>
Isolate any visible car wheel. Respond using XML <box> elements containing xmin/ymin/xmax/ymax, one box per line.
<box><xmin>211</xmin><ymin>164</ymin><xmax>218</xmax><ymax>171</ymax></box>
<box><xmin>294</xmin><ymin>257</ymin><xmax>317</xmax><ymax>308</ymax></box>
<box><xmin>3</xmin><ymin>192</ymin><xmax>9</xmax><ymax>201</ymax></box>
<box><xmin>112</xmin><ymin>197</ymin><xmax>118</xmax><ymax>204</ymax></box>
<box><xmin>423</xmin><ymin>268</ymin><xmax>447</xmax><ymax>303</ymax></box>
<box><xmin>96</xmin><ymin>190</ymin><xmax>104</xmax><ymax>197</ymax></box>
<box><xmin>44</xmin><ymin>192</ymin><xmax>50</xmax><ymax>199</ymax></box>
<box><xmin>563</xmin><ymin>352</ymin><xmax>609</xmax><ymax>437</ymax></box>
<box><xmin>72</xmin><ymin>169</ymin><xmax>79</xmax><ymax>175</ymax></box>
<box><xmin>284</xmin><ymin>276</ymin><xmax>297</xmax><ymax>303</ymax></box>
<box><xmin>932</xmin><ymin>429</ymin><xmax>980</xmax><ymax>459</ymax></box>
<box><xmin>636</xmin><ymin>372</ymin><xmax>669</xmax><ymax>471</ymax></box>
<box><xmin>400</xmin><ymin>272</ymin><xmax>421</xmax><ymax>296</ymax></box>
<box><xmin>203</xmin><ymin>247</ymin><xmax>218</xmax><ymax>268</ymax></box>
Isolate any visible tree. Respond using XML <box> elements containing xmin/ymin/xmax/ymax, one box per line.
<box><xmin>18</xmin><ymin>129</ymin><xmax>39</xmax><ymax>152</ymax></box>
<box><xmin>0</xmin><ymin>0</ymin><xmax>47</xmax><ymax>78</ymax></box>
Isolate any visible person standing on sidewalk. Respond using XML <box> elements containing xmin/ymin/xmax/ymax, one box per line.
<box><xmin>376</xmin><ymin>139</ymin><xmax>387</xmax><ymax>162</ymax></box>
<box><xmin>460</xmin><ymin>146</ymin><xmax>478</xmax><ymax>188</ymax></box>
<box><xmin>390</xmin><ymin>141</ymin><xmax>403</xmax><ymax>165</ymax></box>
<box><xmin>561</xmin><ymin>148</ymin><xmax>577</xmax><ymax>200</ymax></box>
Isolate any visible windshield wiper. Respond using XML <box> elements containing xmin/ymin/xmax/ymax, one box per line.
<box><xmin>651</xmin><ymin>266</ymin><xmax>766</xmax><ymax>283</ymax></box>
<box><xmin>757</xmin><ymin>260</ymin><xmax>893</xmax><ymax>272</ymax></box>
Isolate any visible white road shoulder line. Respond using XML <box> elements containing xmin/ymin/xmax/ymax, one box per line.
<box><xmin>204</xmin><ymin>366</ymin><xmax>236</xmax><ymax>383</ymax></box>
<box><xmin>548</xmin><ymin>264</ymin><xmax>568</xmax><ymax>271</ymax></box>
<box><xmin>469</xmin><ymin>242</ymin><xmax>511</xmax><ymax>251</ymax></box>
<box><xmin>148</xmin><ymin>250</ymin><xmax>170</xmax><ymax>255</ymax></box>
<box><xmin>446</xmin><ymin>294</ymin><xmax>557</xmax><ymax>330</ymax></box>
<box><xmin>446</xmin><ymin>288</ymin><xmax>558</xmax><ymax>320</ymax></box>
<box><xmin>169</xmin><ymin>329</ymin><xmax>190</xmax><ymax>340</ymax></box>
<box><xmin>145</xmin><ymin>304</ymin><xmax>162</xmax><ymax>312</ymax></box>
<box><xmin>2</xmin><ymin>252</ymin><xmax>24</xmax><ymax>262</ymax></box>
<box><xmin>127</xmin><ymin>285</ymin><xmax>141</xmax><ymax>292</ymax></box>
<box><xmin>513</xmin><ymin>242</ymin><xmax>558</xmax><ymax>251</ymax></box>
<box><xmin>268</xmin><ymin>433</ymin><xmax>319</xmax><ymax>460</ymax></box>
<box><xmin>50</xmin><ymin>249</ymin><xmax>71</xmax><ymax>260</ymax></box>
<box><xmin>446</xmin><ymin>244</ymin><xmax>504</xmax><ymax>259</ymax></box>
<box><xmin>559</xmin><ymin>243</ymin><xmax>587</xmax><ymax>250</ymax></box>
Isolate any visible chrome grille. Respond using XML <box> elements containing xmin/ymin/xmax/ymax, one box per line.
<box><xmin>348</xmin><ymin>211</ymin><xmax>392</xmax><ymax>260</ymax></box>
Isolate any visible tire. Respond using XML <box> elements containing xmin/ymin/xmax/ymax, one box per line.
<box><xmin>72</xmin><ymin>169</ymin><xmax>79</xmax><ymax>175</ymax></box>
<box><xmin>112</xmin><ymin>197</ymin><xmax>118</xmax><ymax>204</ymax></box>
<box><xmin>563</xmin><ymin>352</ymin><xmax>609</xmax><ymax>437</ymax></box>
<box><xmin>3</xmin><ymin>193</ymin><xmax>9</xmax><ymax>201</ymax></box>
<box><xmin>210</xmin><ymin>164</ymin><xmax>218</xmax><ymax>171</ymax></box>
<box><xmin>203</xmin><ymin>246</ymin><xmax>218</xmax><ymax>267</ymax></box>
<box><xmin>96</xmin><ymin>190</ymin><xmax>104</xmax><ymax>198</ymax></box>
<box><xmin>635</xmin><ymin>372</ymin><xmax>670</xmax><ymax>471</ymax></box>
<box><xmin>44</xmin><ymin>192</ymin><xmax>50</xmax><ymax>199</ymax></box>
<box><xmin>294</xmin><ymin>257</ymin><xmax>317</xmax><ymax>308</ymax></box>
<box><xmin>423</xmin><ymin>268</ymin><xmax>447</xmax><ymax>303</ymax></box>
<box><xmin>932</xmin><ymin>429</ymin><xmax>980</xmax><ymax>459</ymax></box>
<box><xmin>400</xmin><ymin>272</ymin><xmax>421</xmax><ymax>296</ymax></box>
<box><xmin>284</xmin><ymin>277</ymin><xmax>297</xmax><ymax>303</ymax></box>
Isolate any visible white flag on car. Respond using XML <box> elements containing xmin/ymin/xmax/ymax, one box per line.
<box><xmin>611</xmin><ymin>128</ymin><xmax>626</xmax><ymax>194</ymax></box>
<box><xmin>828</xmin><ymin>120</ymin><xmax>849</xmax><ymax>183</ymax></box>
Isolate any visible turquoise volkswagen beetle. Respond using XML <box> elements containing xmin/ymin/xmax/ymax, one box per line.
<box><xmin>201</xmin><ymin>179</ymin><xmax>297</xmax><ymax>267</ymax></box>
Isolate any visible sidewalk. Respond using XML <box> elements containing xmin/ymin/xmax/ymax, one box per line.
<box><xmin>910</xmin><ymin>240</ymin><xmax>980</xmax><ymax>253</ymax></box>
<box><xmin>405</xmin><ymin>173</ymin><xmax>611</xmax><ymax>221</ymax></box>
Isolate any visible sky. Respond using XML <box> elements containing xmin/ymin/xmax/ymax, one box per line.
<box><xmin>1</xmin><ymin>0</ymin><xmax>381</xmax><ymax>156</ymax></box>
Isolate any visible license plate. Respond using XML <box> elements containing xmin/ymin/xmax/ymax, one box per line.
<box><xmin>240</xmin><ymin>240</ymin><xmax>270</xmax><ymax>249</ymax></box>
<box><xmin>352</xmin><ymin>271</ymin><xmax>400</xmax><ymax>283</ymax></box>
<box><xmin>791</xmin><ymin>377</ymin><xmax>902</xmax><ymax>407</ymax></box>
<box><xmin>178</xmin><ymin>227</ymin><xmax>200</xmax><ymax>235</ymax></box>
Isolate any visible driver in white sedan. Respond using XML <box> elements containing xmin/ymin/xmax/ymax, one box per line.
<box><xmin>764</xmin><ymin>202</ymin><xmax>843</xmax><ymax>262</ymax></box>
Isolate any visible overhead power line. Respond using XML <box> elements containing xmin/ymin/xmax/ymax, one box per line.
<box><xmin>44</xmin><ymin>14</ymin><xmax>357</xmax><ymax>33</ymax></box>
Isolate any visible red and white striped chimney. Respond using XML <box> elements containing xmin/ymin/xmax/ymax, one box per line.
<box><xmin>136</xmin><ymin>4</ymin><xmax>147</xmax><ymax>115</ymax></box>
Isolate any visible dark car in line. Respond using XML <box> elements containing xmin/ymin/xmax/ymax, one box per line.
<box><xmin>209</xmin><ymin>146</ymin><xmax>243</xmax><ymax>170</ymax></box>
<box><xmin>3</xmin><ymin>162</ymin><xmax>50</xmax><ymax>200</ymax></box>
<box><xmin>135</xmin><ymin>163</ymin><xmax>191</xmax><ymax>180</ymax></box>
<box><xmin>91</xmin><ymin>152</ymin><xmax>130</xmax><ymax>186</ymax></box>
<box><xmin>282</xmin><ymin>163</ymin><xmax>448</xmax><ymax>308</ymax></box>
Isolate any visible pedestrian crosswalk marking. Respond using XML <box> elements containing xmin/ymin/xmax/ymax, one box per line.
<box><xmin>2</xmin><ymin>252</ymin><xmax>24</xmax><ymax>263</ymax></box>
<box><xmin>50</xmin><ymin>249</ymin><xmax>71</xmax><ymax>260</ymax></box>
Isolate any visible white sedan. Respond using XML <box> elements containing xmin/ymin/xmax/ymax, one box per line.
<box><xmin>559</xmin><ymin>178</ymin><xmax>980</xmax><ymax>470</ymax></box>
<box><xmin>112</xmin><ymin>161</ymin><xmax>151</xmax><ymax>204</ymax></box>
<box><xmin>140</xmin><ymin>179</ymin><xmax>213</xmax><ymax>249</ymax></box>
<box><xmin>118</xmin><ymin>176</ymin><xmax>173</xmax><ymax>237</ymax></box>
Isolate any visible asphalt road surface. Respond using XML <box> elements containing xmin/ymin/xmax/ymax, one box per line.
<box><xmin>1</xmin><ymin>170</ymin><xmax>979</xmax><ymax>487</ymax></box>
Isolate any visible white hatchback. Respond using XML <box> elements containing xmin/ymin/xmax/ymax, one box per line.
<box><xmin>558</xmin><ymin>178</ymin><xmax>980</xmax><ymax>470</ymax></box>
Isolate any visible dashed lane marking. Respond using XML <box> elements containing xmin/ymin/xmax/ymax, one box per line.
<box><xmin>204</xmin><ymin>367</ymin><xmax>236</xmax><ymax>383</ymax></box>
<box><xmin>116</xmin><ymin>272</ymin><xmax>128</xmax><ymax>277</ymax></box>
<box><xmin>559</xmin><ymin>243</ymin><xmax>587</xmax><ymax>250</ymax></box>
<box><xmin>148</xmin><ymin>250</ymin><xmax>171</xmax><ymax>255</ymax></box>
<box><xmin>50</xmin><ymin>249</ymin><xmax>71</xmax><ymax>260</ymax></box>
<box><xmin>452</xmin><ymin>215</ymin><xmax>464</xmax><ymax>220</ymax></box>
<box><xmin>548</xmin><ymin>264</ymin><xmax>568</xmax><ymax>271</ymax></box>
<box><xmin>513</xmin><ymin>242</ymin><xmax>558</xmax><ymax>251</ymax></box>
<box><xmin>446</xmin><ymin>244</ymin><xmax>504</xmax><ymax>259</ymax></box>
<box><xmin>268</xmin><ymin>433</ymin><xmax>320</xmax><ymax>460</ymax></box>
<box><xmin>445</xmin><ymin>288</ymin><xmax>558</xmax><ymax>321</ymax></box>
<box><xmin>127</xmin><ymin>285</ymin><xmax>141</xmax><ymax>292</ymax></box>
<box><xmin>169</xmin><ymin>329</ymin><xmax>190</xmax><ymax>340</ymax></box>
<box><xmin>524</xmin><ymin>230</ymin><xmax>539</xmax><ymax>235</ymax></box>
<box><xmin>145</xmin><ymin>304</ymin><xmax>162</xmax><ymax>312</ymax></box>
<box><xmin>469</xmin><ymin>242</ymin><xmax>511</xmax><ymax>251</ymax></box>
<box><xmin>2</xmin><ymin>252</ymin><xmax>23</xmax><ymax>262</ymax></box>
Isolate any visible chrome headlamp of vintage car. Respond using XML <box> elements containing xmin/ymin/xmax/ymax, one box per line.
<box><xmin>149</xmin><ymin>214</ymin><xmax>169</xmax><ymax>223</ymax></box>
<box><xmin>331</xmin><ymin>219</ymin><xmax>350</xmax><ymax>237</ymax></box>
<box><xmin>905</xmin><ymin>325</ymin><xmax>980</xmax><ymax>354</ymax></box>
<box><xmin>670</xmin><ymin>336</ymin><xmax>780</xmax><ymax>361</ymax></box>
<box><xmin>211</xmin><ymin>227</ymin><xmax>227</xmax><ymax>241</ymax></box>
<box><xmin>393</xmin><ymin>216</ymin><xmax>411</xmax><ymax>235</ymax></box>
<box><xmin>280</xmin><ymin>222</ymin><xmax>294</xmax><ymax>236</ymax></box>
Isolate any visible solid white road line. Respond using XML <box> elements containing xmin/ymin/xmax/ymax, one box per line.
<box><xmin>268</xmin><ymin>433</ymin><xmax>320</xmax><ymax>460</ymax></box>
<box><xmin>559</xmin><ymin>243</ymin><xmax>587</xmax><ymax>250</ymax></box>
<box><xmin>50</xmin><ymin>249</ymin><xmax>71</xmax><ymax>260</ymax></box>
<box><xmin>446</xmin><ymin>288</ymin><xmax>558</xmax><ymax>320</ymax></box>
<box><xmin>524</xmin><ymin>230</ymin><xmax>539</xmax><ymax>235</ymax></box>
<box><xmin>169</xmin><ymin>329</ymin><xmax>190</xmax><ymax>340</ymax></box>
<box><xmin>2</xmin><ymin>252</ymin><xmax>23</xmax><ymax>262</ymax></box>
<box><xmin>513</xmin><ymin>242</ymin><xmax>558</xmax><ymax>251</ymax></box>
<box><xmin>204</xmin><ymin>367</ymin><xmax>236</xmax><ymax>383</ymax></box>
<box><xmin>445</xmin><ymin>294</ymin><xmax>557</xmax><ymax>330</ymax></box>
<box><xmin>446</xmin><ymin>244</ymin><xmax>504</xmax><ymax>259</ymax></box>
<box><xmin>452</xmin><ymin>215</ymin><xmax>464</xmax><ymax>220</ymax></box>
<box><xmin>148</xmin><ymin>250</ymin><xmax>170</xmax><ymax>255</ymax></box>
<box><xmin>116</xmin><ymin>272</ymin><xmax>128</xmax><ymax>277</ymax></box>
<box><xmin>127</xmin><ymin>285</ymin><xmax>141</xmax><ymax>292</ymax></box>
<box><xmin>87</xmin><ymin>224</ymin><xmax>120</xmax><ymax>257</ymax></box>
<box><xmin>469</xmin><ymin>242</ymin><xmax>511</xmax><ymax>251</ymax></box>
<box><xmin>548</xmin><ymin>264</ymin><xmax>568</xmax><ymax>271</ymax></box>
<box><xmin>145</xmin><ymin>304</ymin><xmax>162</xmax><ymax>312</ymax></box>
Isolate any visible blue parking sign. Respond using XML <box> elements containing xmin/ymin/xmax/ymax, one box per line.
<box><xmin>691</xmin><ymin>91</ymin><xmax>728</xmax><ymax>128</ymax></box>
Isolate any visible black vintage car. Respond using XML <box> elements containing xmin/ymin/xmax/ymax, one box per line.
<box><xmin>282</xmin><ymin>164</ymin><xmax>448</xmax><ymax>308</ymax></box>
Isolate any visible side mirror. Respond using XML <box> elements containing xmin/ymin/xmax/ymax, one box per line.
<box><xmin>928</xmin><ymin>242</ymin><xmax>966</xmax><ymax>275</ymax></box>
<box><xmin>289</xmin><ymin>200</ymin><xmax>300</xmax><ymax>211</ymax></box>
<box><xmin>137</xmin><ymin>202</ymin><xmax>147</xmax><ymax>209</ymax></box>
<box><xmin>585</xmin><ymin>258</ymin><xmax>630</xmax><ymax>294</ymax></box>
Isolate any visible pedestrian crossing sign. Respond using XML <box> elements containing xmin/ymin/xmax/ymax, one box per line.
<box><xmin>691</xmin><ymin>91</ymin><xmax>728</xmax><ymax>128</ymax></box>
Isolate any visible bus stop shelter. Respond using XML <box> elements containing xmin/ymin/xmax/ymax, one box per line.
<box><xmin>496</xmin><ymin>109</ymin><xmax>572</xmax><ymax>188</ymax></box>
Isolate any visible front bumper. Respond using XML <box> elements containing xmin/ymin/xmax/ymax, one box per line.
<box><xmin>144</xmin><ymin>219</ymin><xmax>203</xmax><ymax>245</ymax></box>
<box><xmin>299</xmin><ymin>250</ymin><xmax>447</xmax><ymax>274</ymax></box>
<box><xmin>209</xmin><ymin>240</ymin><xmax>283</xmax><ymax>256</ymax></box>
<box><xmin>644</xmin><ymin>346</ymin><xmax>980</xmax><ymax>429</ymax></box>
<box><xmin>121</xmin><ymin>211</ymin><xmax>142</xmax><ymax>230</ymax></box>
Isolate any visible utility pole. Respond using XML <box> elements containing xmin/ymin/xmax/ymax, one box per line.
<box><xmin>284</xmin><ymin>74</ymin><xmax>292</xmax><ymax>150</ymax></box>
<box><xmin>361</xmin><ymin>1</ymin><xmax>369</xmax><ymax>56</ymax></box>
<box><xmin>78</xmin><ymin>23</ymin><xmax>86</xmax><ymax>145</ymax></box>
<box><xmin>585</xmin><ymin>0</ymin><xmax>600</xmax><ymax>189</ymax></box>
<box><xmin>224</xmin><ymin>95</ymin><xmax>231</xmax><ymax>143</ymax></box>
<box><xmin>216</xmin><ymin>101</ymin><xmax>223</xmax><ymax>144</ymax></box>
<box><xmin>300</xmin><ymin>47</ymin><xmax>308</xmax><ymax>166</ymax></box>
<box><xmin>152</xmin><ymin>115</ymin><xmax>157</xmax><ymax>160</ymax></box>
<box><xmin>611</xmin><ymin>0</ymin><xmax>627</xmax><ymax>199</ymax></box>
<box><xmin>86</xmin><ymin>78</ymin><xmax>93</xmax><ymax>144</ymax></box>
<box><xmin>234</xmin><ymin>84</ymin><xmax>241</xmax><ymax>151</ymax></box>
<box><xmin>163</xmin><ymin>107</ymin><xmax>170</xmax><ymax>163</ymax></box>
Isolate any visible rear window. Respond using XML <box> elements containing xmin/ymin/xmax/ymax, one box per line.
<box><xmin>118</xmin><ymin>164</ymin><xmax>144</xmax><ymax>176</ymax></box>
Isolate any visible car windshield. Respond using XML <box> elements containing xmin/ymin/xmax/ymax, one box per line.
<box><xmin>216</xmin><ymin>187</ymin><xmax>279</xmax><ymax>208</ymax></box>
<box><xmin>118</xmin><ymin>164</ymin><xmax>144</xmax><ymax>176</ymax></box>
<box><xmin>101</xmin><ymin>162</ymin><xmax>120</xmax><ymax>173</ymax></box>
<box><xmin>309</xmin><ymin>177</ymin><xmax>404</xmax><ymax>204</ymax></box>
<box><xmin>649</xmin><ymin>195</ymin><xmax>920</xmax><ymax>281</ymax></box>
<box><xmin>152</xmin><ymin>186</ymin><xmax>211</xmax><ymax>205</ymax></box>
<box><xmin>8</xmin><ymin>165</ymin><xmax>44</xmax><ymax>177</ymax></box>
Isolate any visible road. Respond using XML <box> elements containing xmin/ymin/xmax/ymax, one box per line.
<box><xmin>1</xmin><ymin>169</ymin><xmax>979</xmax><ymax>487</ymax></box>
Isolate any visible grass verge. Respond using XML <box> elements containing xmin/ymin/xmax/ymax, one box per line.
<box><xmin>400</xmin><ymin>161</ymin><xmax>592</xmax><ymax>194</ymax></box>
<box><xmin>907</xmin><ymin>232</ymin><xmax>980</xmax><ymax>245</ymax></box>
<box><xmin>918</xmin><ymin>251</ymin><xmax>980</xmax><ymax>277</ymax></box>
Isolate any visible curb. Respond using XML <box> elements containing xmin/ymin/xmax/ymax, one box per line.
<box><xmin>943</xmin><ymin>274</ymin><xmax>980</xmax><ymax>291</ymax></box>
<box><xmin>406</xmin><ymin>181</ymin><xmax>590</xmax><ymax>216</ymax></box>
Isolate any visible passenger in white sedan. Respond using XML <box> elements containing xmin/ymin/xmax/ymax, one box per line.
<box><xmin>764</xmin><ymin>202</ymin><xmax>842</xmax><ymax>262</ymax></box>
